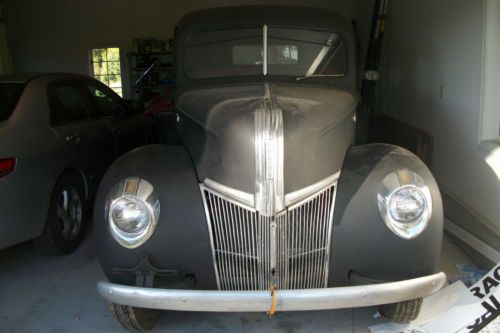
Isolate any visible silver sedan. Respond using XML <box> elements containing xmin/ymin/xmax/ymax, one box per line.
<box><xmin>0</xmin><ymin>73</ymin><xmax>153</xmax><ymax>254</ymax></box>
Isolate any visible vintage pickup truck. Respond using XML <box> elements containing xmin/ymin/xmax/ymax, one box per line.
<box><xmin>94</xmin><ymin>6</ymin><xmax>445</xmax><ymax>331</ymax></box>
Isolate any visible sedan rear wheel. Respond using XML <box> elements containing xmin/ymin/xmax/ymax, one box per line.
<box><xmin>34</xmin><ymin>173</ymin><xmax>86</xmax><ymax>255</ymax></box>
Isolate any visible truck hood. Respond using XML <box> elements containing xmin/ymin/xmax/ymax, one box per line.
<box><xmin>176</xmin><ymin>83</ymin><xmax>356</xmax><ymax>212</ymax></box>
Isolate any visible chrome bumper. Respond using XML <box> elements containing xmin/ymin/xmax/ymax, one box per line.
<box><xmin>97</xmin><ymin>272</ymin><xmax>446</xmax><ymax>312</ymax></box>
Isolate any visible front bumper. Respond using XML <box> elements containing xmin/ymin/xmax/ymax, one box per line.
<box><xmin>97</xmin><ymin>272</ymin><xmax>446</xmax><ymax>312</ymax></box>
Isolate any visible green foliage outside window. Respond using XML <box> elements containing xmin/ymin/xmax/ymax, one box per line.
<box><xmin>91</xmin><ymin>48</ymin><xmax>123</xmax><ymax>96</ymax></box>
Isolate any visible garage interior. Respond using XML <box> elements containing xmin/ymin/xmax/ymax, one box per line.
<box><xmin>0</xmin><ymin>0</ymin><xmax>499</xmax><ymax>332</ymax></box>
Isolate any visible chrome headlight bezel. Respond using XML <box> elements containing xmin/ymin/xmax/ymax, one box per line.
<box><xmin>377</xmin><ymin>169</ymin><xmax>432</xmax><ymax>239</ymax></box>
<box><xmin>106</xmin><ymin>177</ymin><xmax>160</xmax><ymax>249</ymax></box>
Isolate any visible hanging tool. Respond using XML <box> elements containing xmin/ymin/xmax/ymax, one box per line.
<box><xmin>356</xmin><ymin>0</ymin><xmax>390</xmax><ymax>144</ymax></box>
<box><xmin>135</xmin><ymin>60</ymin><xmax>160</xmax><ymax>85</ymax></box>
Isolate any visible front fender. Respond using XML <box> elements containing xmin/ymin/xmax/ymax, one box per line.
<box><xmin>93</xmin><ymin>144</ymin><xmax>217</xmax><ymax>289</ymax></box>
<box><xmin>329</xmin><ymin>144</ymin><xmax>443</xmax><ymax>286</ymax></box>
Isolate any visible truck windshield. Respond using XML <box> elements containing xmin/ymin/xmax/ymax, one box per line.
<box><xmin>184</xmin><ymin>26</ymin><xmax>346</xmax><ymax>80</ymax></box>
<box><xmin>0</xmin><ymin>83</ymin><xmax>24</xmax><ymax>122</ymax></box>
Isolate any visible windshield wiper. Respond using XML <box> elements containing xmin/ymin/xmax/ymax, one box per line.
<box><xmin>295</xmin><ymin>74</ymin><xmax>345</xmax><ymax>81</ymax></box>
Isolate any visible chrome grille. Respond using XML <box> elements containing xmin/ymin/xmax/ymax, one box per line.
<box><xmin>200</xmin><ymin>183</ymin><xmax>336</xmax><ymax>291</ymax></box>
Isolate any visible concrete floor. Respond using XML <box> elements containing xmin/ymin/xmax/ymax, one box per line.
<box><xmin>0</xmin><ymin>230</ymin><xmax>472</xmax><ymax>333</ymax></box>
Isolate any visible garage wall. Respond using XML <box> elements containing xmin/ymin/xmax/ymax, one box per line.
<box><xmin>1</xmin><ymin>0</ymin><xmax>355</xmax><ymax>98</ymax></box>
<box><xmin>366</xmin><ymin>0</ymin><xmax>500</xmax><ymax>258</ymax></box>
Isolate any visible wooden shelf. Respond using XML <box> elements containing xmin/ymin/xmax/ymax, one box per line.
<box><xmin>128</xmin><ymin>50</ymin><xmax>174</xmax><ymax>98</ymax></box>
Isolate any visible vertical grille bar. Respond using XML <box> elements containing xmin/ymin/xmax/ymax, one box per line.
<box><xmin>201</xmin><ymin>183</ymin><xmax>337</xmax><ymax>291</ymax></box>
<box><xmin>250</xmin><ymin>210</ymin><xmax>257</xmax><ymax>290</ymax></box>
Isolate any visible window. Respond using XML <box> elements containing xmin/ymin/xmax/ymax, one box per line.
<box><xmin>90</xmin><ymin>47</ymin><xmax>123</xmax><ymax>97</ymax></box>
<box><xmin>185</xmin><ymin>28</ymin><xmax>262</xmax><ymax>79</ymax></box>
<box><xmin>0</xmin><ymin>84</ymin><xmax>24</xmax><ymax>122</ymax></box>
<box><xmin>268</xmin><ymin>28</ymin><xmax>346</xmax><ymax>77</ymax></box>
<box><xmin>268</xmin><ymin>45</ymin><xmax>299</xmax><ymax>65</ymax></box>
<box><xmin>480</xmin><ymin>0</ymin><xmax>500</xmax><ymax>179</ymax></box>
<box><xmin>184</xmin><ymin>27</ymin><xmax>346</xmax><ymax>79</ymax></box>
<box><xmin>49</xmin><ymin>83</ymin><xmax>90</xmax><ymax>125</ymax></box>
<box><xmin>232</xmin><ymin>45</ymin><xmax>299</xmax><ymax>65</ymax></box>
<box><xmin>480</xmin><ymin>0</ymin><xmax>500</xmax><ymax>141</ymax></box>
<box><xmin>85</xmin><ymin>81</ymin><xmax>125</xmax><ymax>117</ymax></box>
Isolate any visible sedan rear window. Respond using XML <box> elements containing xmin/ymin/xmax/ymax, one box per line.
<box><xmin>0</xmin><ymin>84</ymin><xmax>24</xmax><ymax>122</ymax></box>
<box><xmin>232</xmin><ymin>45</ymin><xmax>299</xmax><ymax>65</ymax></box>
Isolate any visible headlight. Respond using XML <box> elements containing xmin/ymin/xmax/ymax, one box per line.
<box><xmin>111</xmin><ymin>197</ymin><xmax>150</xmax><ymax>233</ymax></box>
<box><xmin>107</xmin><ymin>178</ymin><xmax>160</xmax><ymax>248</ymax></box>
<box><xmin>377</xmin><ymin>169</ymin><xmax>432</xmax><ymax>239</ymax></box>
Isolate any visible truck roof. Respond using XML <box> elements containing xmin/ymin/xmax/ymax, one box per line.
<box><xmin>176</xmin><ymin>6</ymin><xmax>352</xmax><ymax>39</ymax></box>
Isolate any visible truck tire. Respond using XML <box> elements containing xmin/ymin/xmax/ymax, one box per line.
<box><xmin>379</xmin><ymin>298</ymin><xmax>423</xmax><ymax>323</ymax></box>
<box><xmin>110</xmin><ymin>303</ymin><xmax>161</xmax><ymax>332</ymax></box>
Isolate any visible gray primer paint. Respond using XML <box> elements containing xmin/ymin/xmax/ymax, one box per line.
<box><xmin>177</xmin><ymin>84</ymin><xmax>356</xmax><ymax>195</ymax></box>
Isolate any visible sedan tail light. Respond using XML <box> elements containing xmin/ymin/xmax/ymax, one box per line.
<box><xmin>0</xmin><ymin>158</ymin><xmax>16</xmax><ymax>178</ymax></box>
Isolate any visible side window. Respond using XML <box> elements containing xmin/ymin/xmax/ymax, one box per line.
<box><xmin>0</xmin><ymin>84</ymin><xmax>24</xmax><ymax>123</ymax></box>
<box><xmin>49</xmin><ymin>83</ymin><xmax>90</xmax><ymax>126</ymax></box>
<box><xmin>85</xmin><ymin>81</ymin><xmax>125</xmax><ymax>117</ymax></box>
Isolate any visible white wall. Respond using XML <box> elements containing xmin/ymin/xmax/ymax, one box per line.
<box><xmin>1</xmin><ymin>0</ymin><xmax>355</xmax><ymax>98</ymax></box>
<box><xmin>377</xmin><ymin>0</ymin><xmax>500</xmax><ymax>232</ymax></box>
